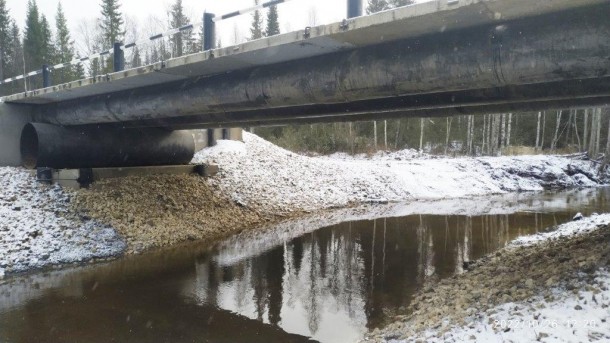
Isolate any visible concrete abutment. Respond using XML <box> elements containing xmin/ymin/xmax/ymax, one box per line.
<box><xmin>0</xmin><ymin>103</ymin><xmax>33</xmax><ymax>167</ymax></box>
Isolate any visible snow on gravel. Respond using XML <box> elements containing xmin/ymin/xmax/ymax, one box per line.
<box><xmin>193</xmin><ymin>132</ymin><xmax>608</xmax><ymax>214</ymax></box>
<box><xmin>512</xmin><ymin>213</ymin><xmax>610</xmax><ymax>247</ymax></box>
<box><xmin>0</xmin><ymin>168</ymin><xmax>126</xmax><ymax>277</ymax></box>
<box><xmin>405</xmin><ymin>269</ymin><xmax>610</xmax><ymax>343</ymax></box>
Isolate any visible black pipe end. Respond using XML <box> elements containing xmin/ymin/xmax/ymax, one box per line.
<box><xmin>20</xmin><ymin>123</ymin><xmax>39</xmax><ymax>169</ymax></box>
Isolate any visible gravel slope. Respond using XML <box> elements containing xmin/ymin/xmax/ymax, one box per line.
<box><xmin>193</xmin><ymin>133</ymin><xmax>608</xmax><ymax>214</ymax></box>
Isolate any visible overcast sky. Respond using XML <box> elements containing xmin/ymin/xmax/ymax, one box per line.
<box><xmin>5</xmin><ymin>0</ymin><xmax>353</xmax><ymax>49</ymax></box>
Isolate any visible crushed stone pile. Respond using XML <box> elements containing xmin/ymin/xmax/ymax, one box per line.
<box><xmin>72</xmin><ymin>174</ymin><xmax>267</xmax><ymax>253</ymax></box>
<box><xmin>0</xmin><ymin>167</ymin><xmax>125</xmax><ymax>277</ymax></box>
<box><xmin>193</xmin><ymin>132</ymin><xmax>608</xmax><ymax>215</ymax></box>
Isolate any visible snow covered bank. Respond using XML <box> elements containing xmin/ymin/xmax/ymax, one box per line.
<box><xmin>0</xmin><ymin>168</ymin><xmax>125</xmax><ymax>277</ymax></box>
<box><xmin>193</xmin><ymin>133</ymin><xmax>608</xmax><ymax>214</ymax></box>
<box><xmin>369</xmin><ymin>214</ymin><xmax>610</xmax><ymax>342</ymax></box>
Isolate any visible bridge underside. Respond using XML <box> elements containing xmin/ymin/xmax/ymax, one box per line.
<box><xmin>0</xmin><ymin>0</ymin><xmax>609</xmax><ymax>168</ymax></box>
<box><xmin>25</xmin><ymin>1</ymin><xmax>610</xmax><ymax>129</ymax></box>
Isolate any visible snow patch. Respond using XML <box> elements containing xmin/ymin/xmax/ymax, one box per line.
<box><xmin>193</xmin><ymin>132</ymin><xmax>608</xmax><ymax>214</ymax></box>
<box><xmin>0</xmin><ymin>167</ymin><xmax>126</xmax><ymax>276</ymax></box>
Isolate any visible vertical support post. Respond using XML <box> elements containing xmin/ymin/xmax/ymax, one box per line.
<box><xmin>207</xmin><ymin>128</ymin><xmax>216</xmax><ymax>147</ymax></box>
<box><xmin>347</xmin><ymin>0</ymin><xmax>362</xmax><ymax>18</ymax></box>
<box><xmin>42</xmin><ymin>64</ymin><xmax>50</xmax><ymax>88</ymax></box>
<box><xmin>203</xmin><ymin>12</ymin><xmax>216</xmax><ymax>51</ymax></box>
<box><xmin>113</xmin><ymin>42</ymin><xmax>125</xmax><ymax>72</ymax></box>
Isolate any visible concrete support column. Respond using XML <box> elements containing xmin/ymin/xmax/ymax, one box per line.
<box><xmin>0</xmin><ymin>103</ymin><xmax>33</xmax><ymax>166</ymax></box>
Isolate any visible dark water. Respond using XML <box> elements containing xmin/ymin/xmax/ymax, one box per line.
<box><xmin>0</xmin><ymin>188</ymin><xmax>609</xmax><ymax>343</ymax></box>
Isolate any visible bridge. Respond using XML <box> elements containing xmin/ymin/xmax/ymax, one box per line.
<box><xmin>0</xmin><ymin>0</ymin><xmax>609</xmax><ymax>168</ymax></box>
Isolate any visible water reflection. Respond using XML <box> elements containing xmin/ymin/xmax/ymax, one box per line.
<box><xmin>0</xmin><ymin>188</ymin><xmax>608</xmax><ymax>343</ymax></box>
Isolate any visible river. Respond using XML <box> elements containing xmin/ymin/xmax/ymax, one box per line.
<box><xmin>0</xmin><ymin>188</ymin><xmax>608</xmax><ymax>343</ymax></box>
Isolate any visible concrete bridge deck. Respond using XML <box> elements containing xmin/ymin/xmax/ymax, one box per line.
<box><xmin>1</xmin><ymin>0</ymin><xmax>608</xmax><ymax>129</ymax></box>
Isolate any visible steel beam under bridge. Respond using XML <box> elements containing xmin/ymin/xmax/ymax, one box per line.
<box><xmin>4</xmin><ymin>0</ymin><xmax>610</xmax><ymax>129</ymax></box>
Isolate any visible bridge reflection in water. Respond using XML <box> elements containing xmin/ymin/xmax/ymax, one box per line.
<box><xmin>0</xmin><ymin>189</ymin><xmax>608</xmax><ymax>343</ymax></box>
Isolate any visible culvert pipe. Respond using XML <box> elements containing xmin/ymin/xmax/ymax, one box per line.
<box><xmin>20</xmin><ymin>123</ymin><xmax>195</xmax><ymax>169</ymax></box>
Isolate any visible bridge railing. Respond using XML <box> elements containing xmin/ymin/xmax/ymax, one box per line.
<box><xmin>0</xmin><ymin>0</ymin><xmax>374</xmax><ymax>92</ymax></box>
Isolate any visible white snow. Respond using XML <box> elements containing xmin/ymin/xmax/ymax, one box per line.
<box><xmin>0</xmin><ymin>167</ymin><xmax>125</xmax><ymax>277</ymax></box>
<box><xmin>193</xmin><ymin>132</ymin><xmax>608</xmax><ymax>214</ymax></box>
<box><xmin>511</xmin><ymin>213</ymin><xmax>610</xmax><ymax>247</ymax></box>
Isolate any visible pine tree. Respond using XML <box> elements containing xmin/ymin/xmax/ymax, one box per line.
<box><xmin>8</xmin><ymin>22</ymin><xmax>25</xmax><ymax>93</ymax></box>
<box><xmin>39</xmin><ymin>15</ymin><xmax>54</xmax><ymax>64</ymax></box>
<box><xmin>0</xmin><ymin>0</ymin><xmax>13</xmax><ymax>82</ymax></box>
<box><xmin>265</xmin><ymin>5</ymin><xmax>280</xmax><ymax>37</ymax></box>
<box><xmin>170</xmin><ymin>0</ymin><xmax>191</xmax><ymax>57</ymax></box>
<box><xmin>54</xmin><ymin>2</ymin><xmax>77</xmax><ymax>82</ymax></box>
<box><xmin>366</xmin><ymin>0</ymin><xmax>389</xmax><ymax>14</ymax></box>
<box><xmin>99</xmin><ymin>0</ymin><xmax>124</xmax><ymax>72</ymax></box>
<box><xmin>24</xmin><ymin>0</ymin><xmax>44</xmax><ymax>70</ymax></box>
<box><xmin>250</xmin><ymin>0</ymin><xmax>264</xmax><ymax>40</ymax></box>
<box><xmin>99</xmin><ymin>0</ymin><xmax>124</xmax><ymax>46</ymax></box>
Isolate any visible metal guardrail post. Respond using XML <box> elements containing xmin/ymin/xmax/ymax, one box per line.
<box><xmin>203</xmin><ymin>12</ymin><xmax>216</xmax><ymax>51</ymax></box>
<box><xmin>113</xmin><ymin>42</ymin><xmax>125</xmax><ymax>72</ymax></box>
<box><xmin>347</xmin><ymin>0</ymin><xmax>362</xmax><ymax>18</ymax></box>
<box><xmin>42</xmin><ymin>65</ymin><xmax>50</xmax><ymax>88</ymax></box>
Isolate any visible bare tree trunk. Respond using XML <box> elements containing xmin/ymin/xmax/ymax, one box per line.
<box><xmin>466</xmin><ymin>115</ymin><xmax>472</xmax><ymax>155</ymax></box>
<box><xmin>506</xmin><ymin>113</ymin><xmax>513</xmax><ymax>147</ymax></box>
<box><xmin>394</xmin><ymin>119</ymin><xmax>401</xmax><ymax>149</ymax></box>
<box><xmin>583</xmin><ymin>109</ymin><xmax>589</xmax><ymax>152</ymax></box>
<box><xmin>574</xmin><ymin>111</ymin><xmax>581</xmax><ymax>152</ymax></box>
<box><xmin>384</xmin><ymin>120</ymin><xmax>387</xmax><ymax>150</ymax></box>
<box><xmin>349</xmin><ymin>122</ymin><xmax>354</xmax><ymax>154</ymax></box>
<box><xmin>595</xmin><ymin>108</ymin><xmax>602</xmax><ymax>157</ymax></box>
<box><xmin>470</xmin><ymin>115</ymin><xmax>475</xmax><ymax>155</ymax></box>
<box><xmin>482</xmin><ymin>115</ymin><xmax>487</xmax><ymax>155</ymax></box>
<box><xmin>589</xmin><ymin>109</ymin><xmax>598</xmax><ymax>157</ymax></box>
<box><xmin>373</xmin><ymin>121</ymin><xmax>378</xmax><ymax>150</ymax></box>
<box><xmin>551</xmin><ymin>110</ymin><xmax>562</xmax><ymax>152</ymax></box>
<box><xmin>445</xmin><ymin>117</ymin><xmax>452</xmax><ymax>155</ymax></box>
<box><xmin>500</xmin><ymin>113</ymin><xmax>506</xmax><ymax>151</ymax></box>
<box><xmin>419</xmin><ymin>118</ymin><xmax>424</xmax><ymax>152</ymax></box>
<box><xmin>535</xmin><ymin>111</ymin><xmax>541</xmax><ymax>152</ymax></box>
<box><xmin>566</xmin><ymin>110</ymin><xmax>573</xmax><ymax>148</ymax></box>
<box><xmin>599</xmin><ymin>115</ymin><xmax>610</xmax><ymax>174</ymax></box>
<box><xmin>541</xmin><ymin>111</ymin><xmax>546</xmax><ymax>152</ymax></box>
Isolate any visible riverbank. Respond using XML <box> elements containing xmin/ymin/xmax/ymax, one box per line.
<box><xmin>367</xmin><ymin>214</ymin><xmax>610</xmax><ymax>342</ymax></box>
<box><xmin>1</xmin><ymin>133</ymin><xmax>609</xmax><ymax>277</ymax></box>
<box><xmin>194</xmin><ymin>133</ymin><xmax>606</xmax><ymax>214</ymax></box>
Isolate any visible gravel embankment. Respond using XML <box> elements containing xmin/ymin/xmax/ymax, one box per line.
<box><xmin>194</xmin><ymin>133</ymin><xmax>608</xmax><ymax>215</ymax></box>
<box><xmin>368</xmin><ymin>214</ymin><xmax>610</xmax><ymax>342</ymax></box>
<box><xmin>72</xmin><ymin>174</ymin><xmax>268</xmax><ymax>253</ymax></box>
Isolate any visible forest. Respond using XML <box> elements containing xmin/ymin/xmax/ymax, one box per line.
<box><xmin>0</xmin><ymin>0</ymin><xmax>608</xmax><ymax>158</ymax></box>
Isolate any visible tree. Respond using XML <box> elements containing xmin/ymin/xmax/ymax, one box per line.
<box><xmin>24</xmin><ymin>0</ymin><xmax>44</xmax><ymax>70</ymax></box>
<box><xmin>367</xmin><ymin>0</ymin><xmax>389</xmax><ymax>14</ymax></box>
<box><xmin>389</xmin><ymin>0</ymin><xmax>415</xmax><ymax>8</ymax></box>
<box><xmin>99</xmin><ymin>0</ymin><xmax>124</xmax><ymax>72</ymax></box>
<box><xmin>0</xmin><ymin>0</ymin><xmax>12</xmax><ymax>81</ymax></box>
<box><xmin>39</xmin><ymin>15</ymin><xmax>54</xmax><ymax>64</ymax></box>
<box><xmin>99</xmin><ymin>0</ymin><xmax>124</xmax><ymax>46</ymax></box>
<box><xmin>54</xmin><ymin>2</ymin><xmax>78</xmax><ymax>82</ymax></box>
<box><xmin>169</xmin><ymin>0</ymin><xmax>191</xmax><ymax>57</ymax></box>
<box><xmin>265</xmin><ymin>5</ymin><xmax>280</xmax><ymax>37</ymax></box>
<box><xmin>250</xmin><ymin>0</ymin><xmax>264</xmax><ymax>40</ymax></box>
